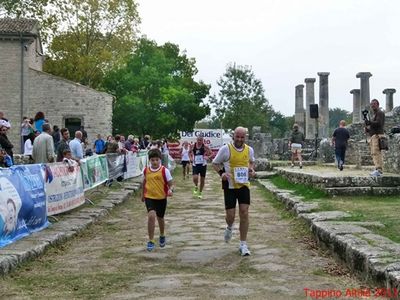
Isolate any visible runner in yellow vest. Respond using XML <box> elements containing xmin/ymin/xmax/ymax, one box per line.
<box><xmin>142</xmin><ymin>149</ymin><xmax>174</xmax><ymax>252</ymax></box>
<box><xmin>212</xmin><ymin>127</ymin><xmax>255</xmax><ymax>256</ymax></box>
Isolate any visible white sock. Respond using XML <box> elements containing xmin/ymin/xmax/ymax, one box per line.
<box><xmin>227</xmin><ymin>225</ymin><xmax>232</xmax><ymax>230</ymax></box>
<box><xmin>240</xmin><ymin>240</ymin><xmax>247</xmax><ymax>246</ymax></box>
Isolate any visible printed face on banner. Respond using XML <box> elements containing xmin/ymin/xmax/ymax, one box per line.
<box><xmin>0</xmin><ymin>177</ymin><xmax>22</xmax><ymax>236</ymax></box>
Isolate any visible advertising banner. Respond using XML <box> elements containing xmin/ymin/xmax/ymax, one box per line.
<box><xmin>45</xmin><ymin>163</ymin><xmax>85</xmax><ymax>216</ymax></box>
<box><xmin>106</xmin><ymin>153</ymin><xmax>126</xmax><ymax>180</ymax></box>
<box><xmin>0</xmin><ymin>165</ymin><xmax>48</xmax><ymax>247</ymax></box>
<box><xmin>80</xmin><ymin>155</ymin><xmax>108</xmax><ymax>191</ymax></box>
<box><xmin>124</xmin><ymin>150</ymin><xmax>148</xmax><ymax>179</ymax></box>
<box><xmin>169</xmin><ymin>129</ymin><xmax>232</xmax><ymax>159</ymax></box>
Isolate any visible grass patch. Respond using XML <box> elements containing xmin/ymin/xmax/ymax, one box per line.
<box><xmin>263</xmin><ymin>175</ymin><xmax>400</xmax><ymax>243</ymax></box>
<box><xmin>269</xmin><ymin>175</ymin><xmax>328</xmax><ymax>200</ymax></box>
<box><xmin>312</xmin><ymin>196</ymin><xmax>400</xmax><ymax>243</ymax></box>
<box><xmin>255</xmin><ymin>182</ymin><xmax>295</xmax><ymax>220</ymax></box>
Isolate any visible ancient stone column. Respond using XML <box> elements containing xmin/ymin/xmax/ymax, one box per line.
<box><xmin>317</xmin><ymin>72</ymin><xmax>330</xmax><ymax>138</ymax></box>
<box><xmin>295</xmin><ymin>84</ymin><xmax>305</xmax><ymax>133</ymax></box>
<box><xmin>356</xmin><ymin>72</ymin><xmax>372</xmax><ymax>110</ymax></box>
<box><xmin>383</xmin><ymin>88</ymin><xmax>396</xmax><ymax>112</ymax></box>
<box><xmin>350</xmin><ymin>89</ymin><xmax>361</xmax><ymax>123</ymax></box>
<box><xmin>304</xmin><ymin>78</ymin><xmax>316</xmax><ymax>139</ymax></box>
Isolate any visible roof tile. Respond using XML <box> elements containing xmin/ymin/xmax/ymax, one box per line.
<box><xmin>0</xmin><ymin>18</ymin><xmax>37</xmax><ymax>34</ymax></box>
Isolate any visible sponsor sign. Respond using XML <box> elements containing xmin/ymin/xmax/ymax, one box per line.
<box><xmin>0</xmin><ymin>165</ymin><xmax>48</xmax><ymax>247</ymax></box>
<box><xmin>80</xmin><ymin>155</ymin><xmax>108</xmax><ymax>191</ymax></box>
<box><xmin>169</xmin><ymin>129</ymin><xmax>231</xmax><ymax>159</ymax></box>
<box><xmin>45</xmin><ymin>163</ymin><xmax>85</xmax><ymax>216</ymax></box>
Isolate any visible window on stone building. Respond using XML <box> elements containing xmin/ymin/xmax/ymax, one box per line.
<box><xmin>65</xmin><ymin>117</ymin><xmax>82</xmax><ymax>137</ymax></box>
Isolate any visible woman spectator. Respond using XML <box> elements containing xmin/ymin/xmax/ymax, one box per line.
<box><xmin>0</xmin><ymin>122</ymin><xmax>14</xmax><ymax>165</ymax></box>
<box><xmin>21</xmin><ymin>117</ymin><xmax>33</xmax><ymax>143</ymax></box>
<box><xmin>24</xmin><ymin>132</ymin><xmax>36</xmax><ymax>160</ymax></box>
<box><xmin>132</xmin><ymin>138</ymin><xmax>140</xmax><ymax>153</ymax></box>
<box><xmin>34</xmin><ymin>112</ymin><xmax>45</xmax><ymax>133</ymax></box>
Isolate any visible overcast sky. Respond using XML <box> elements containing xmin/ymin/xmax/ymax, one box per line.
<box><xmin>137</xmin><ymin>0</ymin><xmax>400</xmax><ymax>116</ymax></box>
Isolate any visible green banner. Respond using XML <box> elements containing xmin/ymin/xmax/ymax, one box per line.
<box><xmin>80</xmin><ymin>155</ymin><xmax>109</xmax><ymax>191</ymax></box>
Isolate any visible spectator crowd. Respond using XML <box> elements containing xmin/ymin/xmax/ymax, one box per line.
<box><xmin>0</xmin><ymin>111</ymin><xmax>170</xmax><ymax>168</ymax></box>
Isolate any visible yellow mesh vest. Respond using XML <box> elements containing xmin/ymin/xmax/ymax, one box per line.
<box><xmin>228</xmin><ymin>143</ymin><xmax>250</xmax><ymax>189</ymax></box>
<box><xmin>144</xmin><ymin>167</ymin><xmax>168</xmax><ymax>200</ymax></box>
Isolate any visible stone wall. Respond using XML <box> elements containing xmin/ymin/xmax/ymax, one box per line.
<box><xmin>28</xmin><ymin>69</ymin><xmax>113</xmax><ymax>148</ymax></box>
<box><xmin>0</xmin><ymin>39</ymin><xmax>29</xmax><ymax>153</ymax></box>
<box><xmin>383</xmin><ymin>134</ymin><xmax>400</xmax><ymax>173</ymax></box>
<box><xmin>0</xmin><ymin>35</ymin><xmax>113</xmax><ymax>154</ymax></box>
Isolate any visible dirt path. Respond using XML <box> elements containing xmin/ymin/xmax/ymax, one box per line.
<box><xmin>0</xmin><ymin>168</ymin><xmax>365</xmax><ymax>299</ymax></box>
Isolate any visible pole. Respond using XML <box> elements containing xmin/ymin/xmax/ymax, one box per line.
<box><xmin>314</xmin><ymin>118</ymin><xmax>319</xmax><ymax>159</ymax></box>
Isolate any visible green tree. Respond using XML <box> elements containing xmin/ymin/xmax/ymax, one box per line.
<box><xmin>269</xmin><ymin>111</ymin><xmax>293</xmax><ymax>138</ymax></box>
<box><xmin>209</xmin><ymin>63</ymin><xmax>273</xmax><ymax>135</ymax></box>
<box><xmin>103</xmin><ymin>38</ymin><xmax>210</xmax><ymax>137</ymax></box>
<box><xmin>329</xmin><ymin>108</ymin><xmax>352</xmax><ymax>132</ymax></box>
<box><xmin>1</xmin><ymin>0</ymin><xmax>139</xmax><ymax>88</ymax></box>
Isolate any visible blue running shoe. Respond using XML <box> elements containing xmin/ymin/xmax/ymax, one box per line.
<box><xmin>147</xmin><ymin>240</ymin><xmax>155</xmax><ymax>252</ymax></box>
<box><xmin>159</xmin><ymin>236</ymin><xmax>166</xmax><ymax>248</ymax></box>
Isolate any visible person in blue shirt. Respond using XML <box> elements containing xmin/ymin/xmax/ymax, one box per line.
<box><xmin>93</xmin><ymin>134</ymin><xmax>106</xmax><ymax>154</ymax></box>
<box><xmin>33</xmin><ymin>111</ymin><xmax>45</xmax><ymax>133</ymax></box>
<box><xmin>69</xmin><ymin>131</ymin><xmax>84</xmax><ymax>161</ymax></box>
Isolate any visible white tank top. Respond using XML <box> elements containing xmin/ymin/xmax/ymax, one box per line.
<box><xmin>181</xmin><ymin>147</ymin><xmax>190</xmax><ymax>161</ymax></box>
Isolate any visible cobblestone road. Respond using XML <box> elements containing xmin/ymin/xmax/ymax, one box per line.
<box><xmin>0</xmin><ymin>169</ymin><xmax>365</xmax><ymax>299</ymax></box>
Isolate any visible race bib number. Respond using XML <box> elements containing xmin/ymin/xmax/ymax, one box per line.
<box><xmin>194</xmin><ymin>155</ymin><xmax>204</xmax><ymax>165</ymax></box>
<box><xmin>234</xmin><ymin>167</ymin><xmax>249</xmax><ymax>184</ymax></box>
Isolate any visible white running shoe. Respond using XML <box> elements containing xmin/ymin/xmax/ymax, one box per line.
<box><xmin>224</xmin><ymin>227</ymin><xmax>232</xmax><ymax>242</ymax></box>
<box><xmin>239</xmin><ymin>244</ymin><xmax>251</xmax><ymax>256</ymax></box>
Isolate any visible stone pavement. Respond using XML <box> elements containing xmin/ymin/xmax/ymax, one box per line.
<box><xmin>0</xmin><ymin>169</ymin><xmax>366</xmax><ymax>299</ymax></box>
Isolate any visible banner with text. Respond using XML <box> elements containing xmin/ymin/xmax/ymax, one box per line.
<box><xmin>124</xmin><ymin>151</ymin><xmax>148</xmax><ymax>179</ymax></box>
<box><xmin>80</xmin><ymin>155</ymin><xmax>108</xmax><ymax>191</ymax></box>
<box><xmin>45</xmin><ymin>163</ymin><xmax>85</xmax><ymax>216</ymax></box>
<box><xmin>169</xmin><ymin>129</ymin><xmax>232</xmax><ymax>159</ymax></box>
<box><xmin>0</xmin><ymin>165</ymin><xmax>48</xmax><ymax>247</ymax></box>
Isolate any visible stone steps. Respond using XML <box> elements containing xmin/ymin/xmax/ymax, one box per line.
<box><xmin>325</xmin><ymin>186</ymin><xmax>400</xmax><ymax>196</ymax></box>
<box><xmin>275</xmin><ymin>167</ymin><xmax>400</xmax><ymax>196</ymax></box>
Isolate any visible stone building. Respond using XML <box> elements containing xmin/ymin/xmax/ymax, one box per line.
<box><xmin>0</xmin><ymin>18</ymin><xmax>113</xmax><ymax>153</ymax></box>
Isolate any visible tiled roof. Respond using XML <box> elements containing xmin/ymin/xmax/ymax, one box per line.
<box><xmin>0</xmin><ymin>18</ymin><xmax>38</xmax><ymax>34</ymax></box>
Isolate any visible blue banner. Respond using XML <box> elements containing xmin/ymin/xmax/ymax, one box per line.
<box><xmin>0</xmin><ymin>164</ymin><xmax>48</xmax><ymax>247</ymax></box>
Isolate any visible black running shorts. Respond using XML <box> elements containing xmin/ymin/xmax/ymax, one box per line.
<box><xmin>192</xmin><ymin>165</ymin><xmax>207</xmax><ymax>177</ymax></box>
<box><xmin>223</xmin><ymin>186</ymin><xmax>250</xmax><ymax>209</ymax></box>
<box><xmin>181</xmin><ymin>160</ymin><xmax>190</xmax><ymax>167</ymax></box>
<box><xmin>145</xmin><ymin>198</ymin><xmax>167</xmax><ymax>218</ymax></box>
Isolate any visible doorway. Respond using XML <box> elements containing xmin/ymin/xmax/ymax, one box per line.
<box><xmin>65</xmin><ymin>117</ymin><xmax>82</xmax><ymax>137</ymax></box>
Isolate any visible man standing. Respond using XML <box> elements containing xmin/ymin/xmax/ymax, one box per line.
<box><xmin>190</xmin><ymin>135</ymin><xmax>212</xmax><ymax>199</ymax></box>
<box><xmin>212</xmin><ymin>127</ymin><xmax>255</xmax><ymax>256</ymax></box>
<box><xmin>332</xmin><ymin>120</ymin><xmax>350</xmax><ymax>171</ymax></box>
<box><xmin>32</xmin><ymin>123</ymin><xmax>55</xmax><ymax>163</ymax></box>
<box><xmin>288</xmin><ymin>123</ymin><xmax>305</xmax><ymax>168</ymax></box>
<box><xmin>365</xmin><ymin>99</ymin><xmax>385</xmax><ymax>176</ymax></box>
<box><xmin>93</xmin><ymin>134</ymin><xmax>106</xmax><ymax>154</ymax></box>
<box><xmin>69</xmin><ymin>131</ymin><xmax>84</xmax><ymax>161</ymax></box>
<box><xmin>57</xmin><ymin>128</ymin><xmax>70</xmax><ymax>162</ymax></box>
